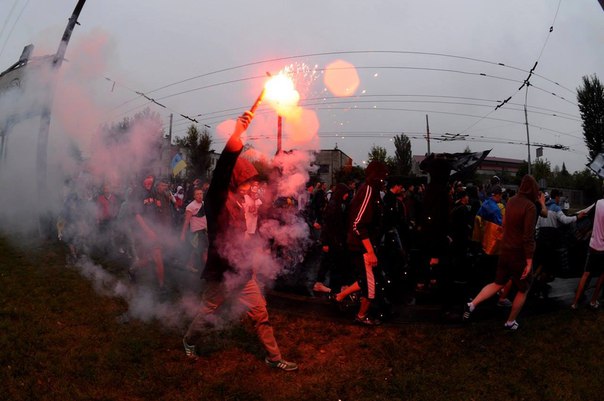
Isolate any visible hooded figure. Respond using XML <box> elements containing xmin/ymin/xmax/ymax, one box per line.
<box><xmin>185</xmin><ymin>112</ymin><xmax>298</xmax><ymax>371</ymax></box>
<box><xmin>502</xmin><ymin>174</ymin><xmax>539</xmax><ymax>258</ymax></box>
<box><xmin>418</xmin><ymin>154</ymin><xmax>452</xmax><ymax>261</ymax></box>
<box><xmin>463</xmin><ymin>174</ymin><xmax>543</xmax><ymax>330</ymax></box>
<box><xmin>313</xmin><ymin>182</ymin><xmax>352</xmax><ymax>293</ymax></box>
<box><xmin>333</xmin><ymin>160</ymin><xmax>388</xmax><ymax>325</ymax></box>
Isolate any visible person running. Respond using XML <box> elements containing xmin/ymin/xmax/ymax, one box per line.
<box><xmin>463</xmin><ymin>175</ymin><xmax>541</xmax><ymax>331</ymax></box>
<box><xmin>333</xmin><ymin>160</ymin><xmax>388</xmax><ymax>326</ymax></box>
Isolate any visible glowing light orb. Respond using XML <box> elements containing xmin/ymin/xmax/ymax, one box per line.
<box><xmin>323</xmin><ymin>59</ymin><xmax>360</xmax><ymax>97</ymax></box>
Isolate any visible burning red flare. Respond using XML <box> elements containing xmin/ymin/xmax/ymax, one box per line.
<box><xmin>263</xmin><ymin>72</ymin><xmax>300</xmax><ymax>118</ymax></box>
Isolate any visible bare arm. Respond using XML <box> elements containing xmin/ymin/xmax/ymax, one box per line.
<box><xmin>225</xmin><ymin>111</ymin><xmax>254</xmax><ymax>152</ymax></box>
<box><xmin>180</xmin><ymin>210</ymin><xmax>193</xmax><ymax>240</ymax></box>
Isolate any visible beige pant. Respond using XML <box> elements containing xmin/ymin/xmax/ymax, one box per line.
<box><xmin>185</xmin><ymin>276</ymin><xmax>282</xmax><ymax>361</ymax></box>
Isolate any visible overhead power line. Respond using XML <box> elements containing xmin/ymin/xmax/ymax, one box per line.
<box><xmin>109</xmin><ymin>49</ymin><xmax>577</xmax><ymax>114</ymax></box>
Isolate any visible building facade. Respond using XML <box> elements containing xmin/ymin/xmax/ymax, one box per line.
<box><xmin>313</xmin><ymin>148</ymin><xmax>353</xmax><ymax>186</ymax></box>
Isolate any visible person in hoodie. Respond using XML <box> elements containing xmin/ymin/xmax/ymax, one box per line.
<box><xmin>183</xmin><ymin>111</ymin><xmax>297</xmax><ymax>372</ymax></box>
<box><xmin>333</xmin><ymin>160</ymin><xmax>388</xmax><ymax>326</ymax></box>
<box><xmin>463</xmin><ymin>174</ymin><xmax>542</xmax><ymax>330</ymax></box>
<box><xmin>128</xmin><ymin>174</ymin><xmax>167</xmax><ymax>293</ymax></box>
<box><xmin>312</xmin><ymin>182</ymin><xmax>351</xmax><ymax>294</ymax></box>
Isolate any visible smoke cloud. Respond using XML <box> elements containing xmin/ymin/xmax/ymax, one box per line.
<box><xmin>0</xmin><ymin>31</ymin><xmax>325</xmax><ymax>329</ymax></box>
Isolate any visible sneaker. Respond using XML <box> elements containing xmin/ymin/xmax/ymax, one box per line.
<box><xmin>264</xmin><ymin>357</ymin><xmax>298</xmax><ymax>371</ymax></box>
<box><xmin>570</xmin><ymin>303</ymin><xmax>579</xmax><ymax>310</ymax></box>
<box><xmin>504</xmin><ymin>321</ymin><xmax>519</xmax><ymax>331</ymax></box>
<box><xmin>589</xmin><ymin>300</ymin><xmax>600</xmax><ymax>310</ymax></box>
<box><xmin>462</xmin><ymin>303</ymin><xmax>473</xmax><ymax>322</ymax></box>
<box><xmin>183</xmin><ymin>338</ymin><xmax>197</xmax><ymax>359</ymax></box>
<box><xmin>497</xmin><ymin>298</ymin><xmax>513</xmax><ymax>308</ymax></box>
<box><xmin>312</xmin><ymin>282</ymin><xmax>332</xmax><ymax>293</ymax></box>
<box><xmin>354</xmin><ymin>314</ymin><xmax>382</xmax><ymax>326</ymax></box>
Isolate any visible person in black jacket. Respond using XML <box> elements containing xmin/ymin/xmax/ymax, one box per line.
<box><xmin>312</xmin><ymin>183</ymin><xmax>351</xmax><ymax>293</ymax></box>
<box><xmin>183</xmin><ymin>111</ymin><xmax>297</xmax><ymax>371</ymax></box>
<box><xmin>334</xmin><ymin>160</ymin><xmax>388</xmax><ymax>325</ymax></box>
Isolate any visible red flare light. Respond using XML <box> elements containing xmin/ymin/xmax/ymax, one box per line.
<box><xmin>263</xmin><ymin>72</ymin><xmax>300</xmax><ymax>117</ymax></box>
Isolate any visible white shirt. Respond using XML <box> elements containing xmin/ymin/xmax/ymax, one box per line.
<box><xmin>589</xmin><ymin>199</ymin><xmax>604</xmax><ymax>251</ymax></box>
<box><xmin>185</xmin><ymin>200</ymin><xmax>207</xmax><ymax>232</ymax></box>
<box><xmin>243</xmin><ymin>194</ymin><xmax>262</xmax><ymax>235</ymax></box>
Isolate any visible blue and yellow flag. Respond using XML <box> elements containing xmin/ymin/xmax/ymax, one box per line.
<box><xmin>171</xmin><ymin>153</ymin><xmax>187</xmax><ymax>176</ymax></box>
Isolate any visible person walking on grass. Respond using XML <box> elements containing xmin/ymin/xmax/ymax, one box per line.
<box><xmin>128</xmin><ymin>174</ymin><xmax>167</xmax><ymax>295</ymax></box>
<box><xmin>463</xmin><ymin>175</ymin><xmax>542</xmax><ymax>331</ymax></box>
<box><xmin>571</xmin><ymin>189</ymin><xmax>604</xmax><ymax>310</ymax></box>
<box><xmin>333</xmin><ymin>160</ymin><xmax>388</xmax><ymax>326</ymax></box>
<box><xmin>183</xmin><ymin>111</ymin><xmax>297</xmax><ymax>371</ymax></box>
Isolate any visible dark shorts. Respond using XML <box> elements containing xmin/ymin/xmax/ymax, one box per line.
<box><xmin>584</xmin><ymin>249</ymin><xmax>604</xmax><ymax>275</ymax></box>
<box><xmin>494</xmin><ymin>251</ymin><xmax>533</xmax><ymax>293</ymax></box>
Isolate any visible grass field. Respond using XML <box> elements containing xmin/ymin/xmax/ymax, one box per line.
<box><xmin>1</xmin><ymin>235</ymin><xmax>603</xmax><ymax>401</ymax></box>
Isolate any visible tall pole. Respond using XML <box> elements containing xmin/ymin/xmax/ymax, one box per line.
<box><xmin>36</xmin><ymin>0</ymin><xmax>87</xmax><ymax>235</ymax></box>
<box><xmin>425</xmin><ymin>114</ymin><xmax>431</xmax><ymax>154</ymax></box>
<box><xmin>524</xmin><ymin>84</ymin><xmax>532</xmax><ymax>175</ymax></box>
<box><xmin>37</xmin><ymin>0</ymin><xmax>87</xmax><ymax>188</ymax></box>
<box><xmin>277</xmin><ymin>115</ymin><xmax>283</xmax><ymax>154</ymax></box>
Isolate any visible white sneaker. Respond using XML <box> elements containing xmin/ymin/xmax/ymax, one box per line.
<box><xmin>497</xmin><ymin>298</ymin><xmax>513</xmax><ymax>307</ymax></box>
<box><xmin>312</xmin><ymin>282</ymin><xmax>332</xmax><ymax>293</ymax></box>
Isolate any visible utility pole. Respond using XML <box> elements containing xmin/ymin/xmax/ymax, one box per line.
<box><xmin>276</xmin><ymin>115</ymin><xmax>283</xmax><ymax>154</ymax></box>
<box><xmin>425</xmin><ymin>114</ymin><xmax>431</xmax><ymax>155</ymax></box>
<box><xmin>36</xmin><ymin>0</ymin><xmax>87</xmax><ymax>236</ymax></box>
<box><xmin>168</xmin><ymin>113</ymin><xmax>173</xmax><ymax>143</ymax></box>
<box><xmin>524</xmin><ymin>84</ymin><xmax>532</xmax><ymax>175</ymax></box>
<box><xmin>36</xmin><ymin>0</ymin><xmax>87</xmax><ymax>192</ymax></box>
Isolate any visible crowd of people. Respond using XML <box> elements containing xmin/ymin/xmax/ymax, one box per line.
<box><xmin>55</xmin><ymin>111</ymin><xmax>604</xmax><ymax>372</ymax></box>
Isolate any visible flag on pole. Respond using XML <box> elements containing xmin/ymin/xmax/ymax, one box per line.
<box><xmin>446</xmin><ymin>149</ymin><xmax>491</xmax><ymax>181</ymax></box>
<box><xmin>588</xmin><ymin>153</ymin><xmax>604</xmax><ymax>179</ymax></box>
<box><xmin>171</xmin><ymin>153</ymin><xmax>187</xmax><ymax>177</ymax></box>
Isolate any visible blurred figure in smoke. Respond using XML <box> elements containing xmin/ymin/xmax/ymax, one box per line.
<box><xmin>155</xmin><ymin>176</ymin><xmax>177</xmax><ymax>229</ymax></box>
<box><xmin>183</xmin><ymin>111</ymin><xmax>297</xmax><ymax>371</ymax></box>
<box><xmin>174</xmin><ymin>185</ymin><xmax>185</xmax><ymax>209</ymax></box>
<box><xmin>96</xmin><ymin>182</ymin><xmax>121</xmax><ymax>256</ymax></box>
<box><xmin>243</xmin><ymin>180</ymin><xmax>262</xmax><ymax>236</ymax></box>
<box><xmin>334</xmin><ymin>160</ymin><xmax>388</xmax><ymax>325</ymax></box>
<box><xmin>116</xmin><ymin>184</ymin><xmax>138</xmax><ymax>261</ymax></box>
<box><xmin>180</xmin><ymin>186</ymin><xmax>207</xmax><ymax>273</ymax></box>
<box><xmin>127</xmin><ymin>174</ymin><xmax>167</xmax><ymax>294</ymax></box>
<box><xmin>59</xmin><ymin>179</ymin><xmax>88</xmax><ymax>265</ymax></box>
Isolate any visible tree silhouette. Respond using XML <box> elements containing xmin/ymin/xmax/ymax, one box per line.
<box><xmin>175</xmin><ymin>124</ymin><xmax>213</xmax><ymax>180</ymax></box>
<box><xmin>392</xmin><ymin>134</ymin><xmax>413</xmax><ymax>176</ymax></box>
<box><xmin>577</xmin><ymin>74</ymin><xmax>604</xmax><ymax>162</ymax></box>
